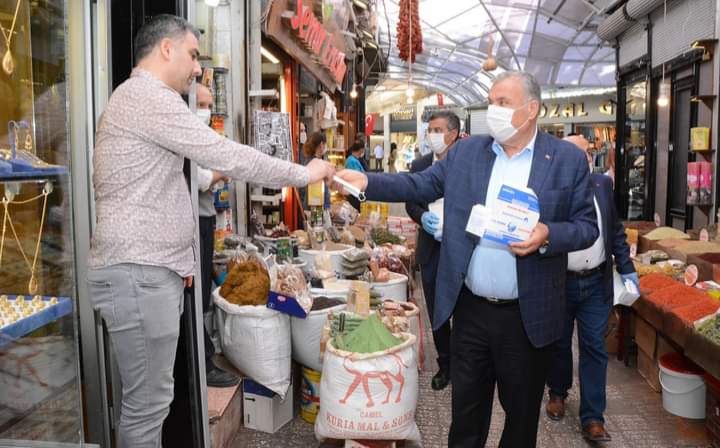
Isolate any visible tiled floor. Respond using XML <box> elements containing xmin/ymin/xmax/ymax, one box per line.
<box><xmin>230</xmin><ymin>278</ymin><xmax>711</xmax><ymax>448</ymax></box>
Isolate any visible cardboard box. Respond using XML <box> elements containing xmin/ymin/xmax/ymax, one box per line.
<box><xmin>687</xmin><ymin>253</ymin><xmax>718</xmax><ymax>282</ymax></box>
<box><xmin>634</xmin><ymin>317</ymin><xmax>657</xmax><ymax>358</ymax></box>
<box><xmin>637</xmin><ymin>349</ymin><xmax>661</xmax><ymax>392</ymax></box>
<box><xmin>243</xmin><ymin>379</ymin><xmax>293</xmax><ymax>433</ymax></box>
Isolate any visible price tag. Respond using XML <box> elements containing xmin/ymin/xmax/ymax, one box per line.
<box><xmin>700</xmin><ymin>228</ymin><xmax>709</xmax><ymax>242</ymax></box>
<box><xmin>630</xmin><ymin>243</ymin><xmax>638</xmax><ymax>258</ymax></box>
<box><xmin>654</xmin><ymin>213</ymin><xmax>661</xmax><ymax>227</ymax></box>
<box><xmin>684</xmin><ymin>264</ymin><xmax>699</xmax><ymax>286</ymax></box>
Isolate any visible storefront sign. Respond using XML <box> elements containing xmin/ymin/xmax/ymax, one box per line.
<box><xmin>265</xmin><ymin>0</ymin><xmax>349</xmax><ymax>91</ymax></box>
<box><xmin>539</xmin><ymin>102</ymin><xmax>589</xmax><ymax>119</ymax></box>
<box><xmin>391</xmin><ymin>106</ymin><xmax>415</xmax><ymax>121</ymax></box>
<box><xmin>288</xmin><ymin>0</ymin><xmax>347</xmax><ymax>84</ymax></box>
<box><xmin>536</xmin><ymin>96</ymin><xmax>616</xmax><ymax>124</ymax></box>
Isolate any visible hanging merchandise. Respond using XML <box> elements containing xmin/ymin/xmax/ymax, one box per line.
<box><xmin>0</xmin><ymin>0</ymin><xmax>22</xmax><ymax>75</ymax></box>
<box><xmin>213</xmin><ymin>68</ymin><xmax>228</xmax><ymax>115</ymax></box>
<box><xmin>254</xmin><ymin>110</ymin><xmax>293</xmax><ymax>161</ymax></box>
<box><xmin>396</xmin><ymin>0</ymin><xmax>422</xmax><ymax>63</ymax></box>
<box><xmin>317</xmin><ymin>91</ymin><xmax>339</xmax><ymax>129</ymax></box>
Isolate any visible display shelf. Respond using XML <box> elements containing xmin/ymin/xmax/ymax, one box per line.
<box><xmin>0</xmin><ymin>170</ymin><xmax>67</xmax><ymax>183</ymax></box>
<box><xmin>250</xmin><ymin>193</ymin><xmax>282</xmax><ymax>205</ymax></box>
<box><xmin>690</xmin><ymin>94</ymin><xmax>716</xmax><ymax>106</ymax></box>
<box><xmin>0</xmin><ymin>295</ymin><xmax>72</xmax><ymax>348</ymax></box>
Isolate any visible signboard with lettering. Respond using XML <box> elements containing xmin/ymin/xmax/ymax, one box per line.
<box><xmin>266</xmin><ymin>0</ymin><xmax>348</xmax><ymax>91</ymax></box>
<box><xmin>536</xmin><ymin>96</ymin><xmax>616</xmax><ymax>124</ymax></box>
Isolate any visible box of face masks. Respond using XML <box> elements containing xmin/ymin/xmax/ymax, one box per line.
<box><xmin>466</xmin><ymin>184</ymin><xmax>540</xmax><ymax>245</ymax></box>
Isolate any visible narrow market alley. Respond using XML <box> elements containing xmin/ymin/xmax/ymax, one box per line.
<box><xmin>230</xmin><ymin>277</ymin><xmax>710</xmax><ymax>448</ymax></box>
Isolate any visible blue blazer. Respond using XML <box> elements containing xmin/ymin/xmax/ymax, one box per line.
<box><xmin>365</xmin><ymin>132</ymin><xmax>598</xmax><ymax>348</ymax></box>
<box><xmin>590</xmin><ymin>173</ymin><xmax>636</xmax><ymax>302</ymax></box>
<box><xmin>405</xmin><ymin>153</ymin><xmax>439</xmax><ymax>266</ymax></box>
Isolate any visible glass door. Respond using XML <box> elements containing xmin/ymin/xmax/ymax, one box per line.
<box><xmin>621</xmin><ymin>79</ymin><xmax>648</xmax><ymax>220</ymax></box>
<box><xmin>0</xmin><ymin>0</ymin><xmax>85</xmax><ymax>444</ymax></box>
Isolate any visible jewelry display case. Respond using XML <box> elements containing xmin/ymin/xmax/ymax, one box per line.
<box><xmin>0</xmin><ymin>0</ymin><xmax>84</xmax><ymax>444</ymax></box>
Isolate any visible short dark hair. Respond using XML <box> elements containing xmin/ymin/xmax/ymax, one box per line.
<box><xmin>134</xmin><ymin>15</ymin><xmax>200</xmax><ymax>64</ymax></box>
<box><xmin>428</xmin><ymin>110</ymin><xmax>461</xmax><ymax>141</ymax></box>
<box><xmin>348</xmin><ymin>142</ymin><xmax>365</xmax><ymax>157</ymax></box>
<box><xmin>390</xmin><ymin>142</ymin><xmax>397</xmax><ymax>150</ymax></box>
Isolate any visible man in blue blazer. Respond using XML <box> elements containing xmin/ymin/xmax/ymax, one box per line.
<box><xmin>405</xmin><ymin>110</ymin><xmax>461</xmax><ymax>391</ymax></box>
<box><xmin>335</xmin><ymin>71</ymin><xmax>598</xmax><ymax>447</ymax></box>
<box><xmin>545</xmin><ymin>135</ymin><xmax>638</xmax><ymax>442</ymax></box>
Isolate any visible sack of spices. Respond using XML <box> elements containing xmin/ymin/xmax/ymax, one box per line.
<box><xmin>315</xmin><ymin>331</ymin><xmax>420</xmax><ymax>442</ymax></box>
<box><xmin>214</xmin><ymin>288</ymin><xmax>291</xmax><ymax>398</ymax></box>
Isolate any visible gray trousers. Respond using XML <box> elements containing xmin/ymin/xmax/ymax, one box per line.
<box><xmin>87</xmin><ymin>263</ymin><xmax>184</xmax><ymax>448</ymax></box>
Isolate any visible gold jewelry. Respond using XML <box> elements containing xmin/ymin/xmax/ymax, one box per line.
<box><xmin>0</xmin><ymin>0</ymin><xmax>23</xmax><ymax>75</ymax></box>
<box><xmin>0</xmin><ymin>182</ymin><xmax>51</xmax><ymax>294</ymax></box>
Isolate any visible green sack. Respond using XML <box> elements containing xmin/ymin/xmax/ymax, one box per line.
<box><xmin>335</xmin><ymin>313</ymin><xmax>402</xmax><ymax>354</ymax></box>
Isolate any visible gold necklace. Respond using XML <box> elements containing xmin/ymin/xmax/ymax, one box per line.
<box><xmin>1</xmin><ymin>0</ymin><xmax>23</xmax><ymax>75</ymax></box>
<box><xmin>0</xmin><ymin>183</ymin><xmax>51</xmax><ymax>294</ymax></box>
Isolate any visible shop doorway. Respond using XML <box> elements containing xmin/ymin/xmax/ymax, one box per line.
<box><xmin>666</xmin><ymin>77</ymin><xmax>695</xmax><ymax>230</ymax></box>
<box><xmin>95</xmin><ymin>2</ymin><xmax>209</xmax><ymax>447</ymax></box>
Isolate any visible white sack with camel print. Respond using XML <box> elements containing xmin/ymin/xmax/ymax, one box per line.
<box><xmin>315</xmin><ymin>333</ymin><xmax>420</xmax><ymax>442</ymax></box>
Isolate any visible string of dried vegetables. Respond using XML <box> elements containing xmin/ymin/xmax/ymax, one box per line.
<box><xmin>646</xmin><ymin>284</ymin><xmax>710</xmax><ymax>311</ymax></box>
<box><xmin>639</xmin><ymin>273</ymin><xmax>678</xmax><ymax>294</ymax></box>
<box><xmin>397</xmin><ymin>0</ymin><xmax>422</xmax><ymax>62</ymax></box>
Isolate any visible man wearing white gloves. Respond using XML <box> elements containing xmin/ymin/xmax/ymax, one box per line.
<box><xmin>405</xmin><ymin>110</ymin><xmax>460</xmax><ymax>390</ymax></box>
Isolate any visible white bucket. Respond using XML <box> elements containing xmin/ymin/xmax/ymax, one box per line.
<box><xmin>372</xmin><ymin>273</ymin><xmax>408</xmax><ymax>302</ymax></box>
<box><xmin>298</xmin><ymin>245</ymin><xmax>354</xmax><ymax>273</ymax></box>
<box><xmin>658</xmin><ymin>354</ymin><xmax>706</xmax><ymax>419</ymax></box>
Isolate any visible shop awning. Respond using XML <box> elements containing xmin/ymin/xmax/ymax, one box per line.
<box><xmin>370</xmin><ymin>0</ymin><xmax>621</xmax><ymax>107</ymax></box>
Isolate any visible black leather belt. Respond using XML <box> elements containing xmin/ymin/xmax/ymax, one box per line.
<box><xmin>568</xmin><ymin>261</ymin><xmax>606</xmax><ymax>278</ymax></box>
<box><xmin>480</xmin><ymin>296</ymin><xmax>519</xmax><ymax>306</ymax></box>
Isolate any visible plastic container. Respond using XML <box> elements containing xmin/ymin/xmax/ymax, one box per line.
<box><xmin>658</xmin><ymin>352</ymin><xmax>706</xmax><ymax>419</ymax></box>
<box><xmin>371</xmin><ymin>273</ymin><xmax>408</xmax><ymax>302</ymax></box>
<box><xmin>298</xmin><ymin>244</ymin><xmax>354</xmax><ymax>273</ymax></box>
<box><xmin>300</xmin><ymin>366</ymin><xmax>321</xmax><ymax>423</ymax></box>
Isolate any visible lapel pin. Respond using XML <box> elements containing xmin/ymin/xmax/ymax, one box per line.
<box><xmin>545</xmin><ymin>154</ymin><xmax>551</xmax><ymax>160</ymax></box>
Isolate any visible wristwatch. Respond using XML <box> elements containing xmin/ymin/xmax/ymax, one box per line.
<box><xmin>538</xmin><ymin>240</ymin><xmax>550</xmax><ymax>255</ymax></box>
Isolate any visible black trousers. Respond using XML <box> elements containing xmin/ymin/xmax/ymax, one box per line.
<box><xmin>199</xmin><ymin>216</ymin><xmax>216</xmax><ymax>370</ymax></box>
<box><xmin>449</xmin><ymin>287</ymin><xmax>552</xmax><ymax>448</ymax></box>
<box><xmin>420</xmin><ymin>257</ymin><xmax>451</xmax><ymax>372</ymax></box>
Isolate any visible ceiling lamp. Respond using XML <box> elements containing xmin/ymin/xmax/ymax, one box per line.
<box><xmin>260</xmin><ymin>46</ymin><xmax>280</xmax><ymax>64</ymax></box>
<box><xmin>657</xmin><ymin>82</ymin><xmax>670</xmax><ymax>108</ymax></box>
<box><xmin>353</xmin><ymin>0</ymin><xmax>368</xmax><ymax>10</ymax></box>
<box><xmin>406</xmin><ymin>96</ymin><xmax>414</xmax><ymax>104</ymax></box>
<box><xmin>350</xmin><ymin>84</ymin><xmax>358</xmax><ymax>99</ymax></box>
<box><xmin>405</xmin><ymin>85</ymin><xmax>415</xmax><ymax>98</ymax></box>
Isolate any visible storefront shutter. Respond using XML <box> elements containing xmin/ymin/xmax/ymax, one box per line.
<box><xmin>469</xmin><ymin>109</ymin><xmax>488</xmax><ymax>136</ymax></box>
<box><xmin>618</xmin><ymin>22</ymin><xmax>648</xmax><ymax>68</ymax></box>
<box><xmin>651</xmin><ymin>0</ymin><xmax>716</xmax><ymax>68</ymax></box>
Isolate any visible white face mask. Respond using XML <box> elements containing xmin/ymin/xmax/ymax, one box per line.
<box><xmin>486</xmin><ymin>104</ymin><xmax>529</xmax><ymax>143</ymax></box>
<box><xmin>300</xmin><ymin>132</ymin><xmax>308</xmax><ymax>144</ymax></box>
<box><xmin>196</xmin><ymin>108</ymin><xmax>211</xmax><ymax>126</ymax></box>
<box><xmin>427</xmin><ymin>133</ymin><xmax>448</xmax><ymax>155</ymax></box>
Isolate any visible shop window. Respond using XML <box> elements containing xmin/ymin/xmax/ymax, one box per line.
<box><xmin>623</xmin><ymin>80</ymin><xmax>647</xmax><ymax>220</ymax></box>
<box><xmin>0</xmin><ymin>0</ymin><xmax>83</xmax><ymax>443</ymax></box>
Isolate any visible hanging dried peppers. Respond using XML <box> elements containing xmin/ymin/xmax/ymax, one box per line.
<box><xmin>397</xmin><ymin>0</ymin><xmax>423</xmax><ymax>62</ymax></box>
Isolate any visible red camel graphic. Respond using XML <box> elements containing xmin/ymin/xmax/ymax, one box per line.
<box><xmin>339</xmin><ymin>354</ymin><xmax>408</xmax><ymax>408</ymax></box>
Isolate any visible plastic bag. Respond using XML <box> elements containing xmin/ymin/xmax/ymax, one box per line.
<box><xmin>277</xmin><ymin>263</ymin><xmax>313</xmax><ymax>313</ymax></box>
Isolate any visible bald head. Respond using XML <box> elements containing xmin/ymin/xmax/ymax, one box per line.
<box><xmin>564</xmin><ymin>135</ymin><xmax>592</xmax><ymax>166</ymax></box>
<box><xmin>197</xmin><ymin>84</ymin><xmax>213</xmax><ymax>109</ymax></box>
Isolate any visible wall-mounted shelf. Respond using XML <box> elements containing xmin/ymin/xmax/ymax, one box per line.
<box><xmin>690</xmin><ymin>95</ymin><xmax>716</xmax><ymax>107</ymax></box>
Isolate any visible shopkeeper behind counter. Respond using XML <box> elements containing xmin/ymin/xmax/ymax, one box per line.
<box><xmin>303</xmin><ymin>131</ymin><xmax>331</xmax><ymax>209</ymax></box>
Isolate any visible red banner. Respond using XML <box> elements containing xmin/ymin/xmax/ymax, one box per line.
<box><xmin>365</xmin><ymin>113</ymin><xmax>378</xmax><ymax>134</ymax></box>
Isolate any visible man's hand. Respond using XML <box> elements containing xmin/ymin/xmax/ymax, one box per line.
<box><xmin>421</xmin><ymin>211</ymin><xmax>440</xmax><ymax>235</ymax></box>
<box><xmin>306</xmin><ymin>158</ymin><xmax>336</xmax><ymax>185</ymax></box>
<box><xmin>622</xmin><ymin>272</ymin><xmax>640</xmax><ymax>291</ymax></box>
<box><xmin>211</xmin><ymin>170</ymin><xmax>229</xmax><ymax>186</ymax></box>
<box><xmin>333</xmin><ymin>169</ymin><xmax>368</xmax><ymax>194</ymax></box>
<box><xmin>184</xmin><ymin>276</ymin><xmax>193</xmax><ymax>288</ymax></box>
<box><xmin>509</xmin><ymin>222</ymin><xmax>549</xmax><ymax>257</ymax></box>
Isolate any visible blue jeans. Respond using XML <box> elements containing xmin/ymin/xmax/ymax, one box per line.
<box><xmin>547</xmin><ymin>270</ymin><xmax>610</xmax><ymax>427</ymax></box>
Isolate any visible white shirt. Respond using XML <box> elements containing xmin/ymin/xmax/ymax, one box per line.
<box><xmin>567</xmin><ymin>196</ymin><xmax>605</xmax><ymax>271</ymax></box>
<box><xmin>374</xmin><ymin>144</ymin><xmax>384</xmax><ymax>159</ymax></box>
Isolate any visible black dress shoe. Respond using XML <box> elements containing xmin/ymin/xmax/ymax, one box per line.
<box><xmin>206</xmin><ymin>364</ymin><xmax>240</xmax><ymax>388</ymax></box>
<box><xmin>431</xmin><ymin>369</ymin><xmax>450</xmax><ymax>390</ymax></box>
